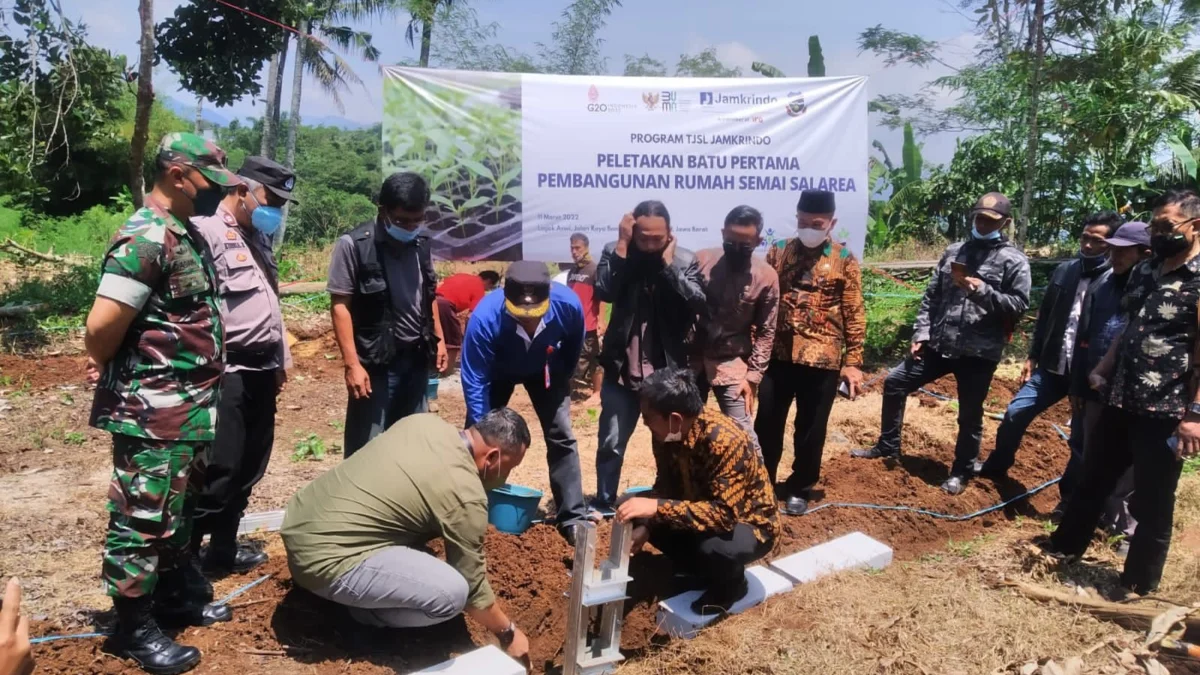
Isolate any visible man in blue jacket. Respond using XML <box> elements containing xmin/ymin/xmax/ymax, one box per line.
<box><xmin>461</xmin><ymin>261</ymin><xmax>589</xmax><ymax>541</ymax></box>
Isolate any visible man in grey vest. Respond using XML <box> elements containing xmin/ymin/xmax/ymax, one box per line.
<box><xmin>327</xmin><ymin>172</ymin><xmax>450</xmax><ymax>457</ymax></box>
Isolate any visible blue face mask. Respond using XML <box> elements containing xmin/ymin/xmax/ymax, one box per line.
<box><xmin>241</xmin><ymin>190</ymin><xmax>284</xmax><ymax>236</ymax></box>
<box><xmin>972</xmin><ymin>225</ymin><xmax>1002</xmax><ymax>241</ymax></box>
<box><xmin>386</xmin><ymin>225</ymin><xmax>419</xmax><ymax>243</ymax></box>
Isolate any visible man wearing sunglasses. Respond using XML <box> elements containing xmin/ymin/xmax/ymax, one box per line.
<box><xmin>190</xmin><ymin>157</ymin><xmax>297</xmax><ymax>580</ymax></box>
<box><xmin>460</xmin><ymin>261</ymin><xmax>589</xmax><ymax>542</ymax></box>
<box><xmin>1049</xmin><ymin>189</ymin><xmax>1200</xmax><ymax>595</ymax></box>
<box><xmin>328</xmin><ymin>172</ymin><xmax>450</xmax><ymax>458</ymax></box>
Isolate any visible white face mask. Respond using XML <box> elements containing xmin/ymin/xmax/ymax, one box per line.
<box><xmin>797</xmin><ymin>227</ymin><xmax>828</xmax><ymax>249</ymax></box>
<box><xmin>663</xmin><ymin>416</ymin><xmax>683</xmax><ymax>443</ymax></box>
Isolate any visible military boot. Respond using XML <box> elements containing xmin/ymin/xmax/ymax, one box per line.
<box><xmin>107</xmin><ymin>596</ymin><xmax>201</xmax><ymax>675</ymax></box>
<box><xmin>153</xmin><ymin>564</ymin><xmax>230</xmax><ymax>628</ymax></box>
<box><xmin>203</xmin><ymin>530</ymin><xmax>268</xmax><ymax>578</ymax></box>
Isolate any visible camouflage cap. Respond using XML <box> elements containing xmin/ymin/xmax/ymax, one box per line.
<box><xmin>157</xmin><ymin>132</ymin><xmax>242</xmax><ymax>187</ymax></box>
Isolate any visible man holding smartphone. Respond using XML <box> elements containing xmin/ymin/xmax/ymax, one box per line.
<box><xmin>853</xmin><ymin>193</ymin><xmax>1032</xmax><ymax>496</ymax></box>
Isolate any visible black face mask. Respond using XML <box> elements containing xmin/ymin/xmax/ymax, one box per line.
<box><xmin>628</xmin><ymin>245</ymin><xmax>665</xmax><ymax>273</ymax></box>
<box><xmin>1151</xmin><ymin>232</ymin><xmax>1190</xmax><ymax>258</ymax></box>
<box><xmin>723</xmin><ymin>241</ymin><xmax>755</xmax><ymax>268</ymax></box>
<box><xmin>1079</xmin><ymin>252</ymin><xmax>1108</xmax><ymax>275</ymax></box>
<box><xmin>187</xmin><ymin>177</ymin><xmax>225</xmax><ymax>218</ymax></box>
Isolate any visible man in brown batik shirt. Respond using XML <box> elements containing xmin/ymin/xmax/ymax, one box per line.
<box><xmin>755</xmin><ymin>190</ymin><xmax>866</xmax><ymax>516</ymax></box>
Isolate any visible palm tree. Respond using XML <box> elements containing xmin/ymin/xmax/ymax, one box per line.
<box><xmin>406</xmin><ymin>0</ymin><xmax>454</xmax><ymax>67</ymax></box>
<box><xmin>275</xmin><ymin>0</ymin><xmax>390</xmax><ymax>242</ymax></box>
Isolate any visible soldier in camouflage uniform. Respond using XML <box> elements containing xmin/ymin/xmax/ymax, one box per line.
<box><xmin>85</xmin><ymin>132</ymin><xmax>240</xmax><ymax>675</ymax></box>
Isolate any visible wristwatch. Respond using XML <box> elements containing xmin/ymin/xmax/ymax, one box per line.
<box><xmin>498</xmin><ymin>621</ymin><xmax>517</xmax><ymax>649</ymax></box>
<box><xmin>1188</xmin><ymin>402</ymin><xmax>1200</xmax><ymax>417</ymax></box>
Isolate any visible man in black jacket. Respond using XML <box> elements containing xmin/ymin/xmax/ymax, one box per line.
<box><xmin>975</xmin><ymin>211</ymin><xmax>1121</xmax><ymax>505</ymax></box>
<box><xmin>592</xmin><ymin>201</ymin><xmax>707</xmax><ymax>513</ymax></box>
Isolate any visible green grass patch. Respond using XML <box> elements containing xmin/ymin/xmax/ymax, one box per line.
<box><xmin>1184</xmin><ymin>454</ymin><xmax>1200</xmax><ymax>476</ymax></box>
<box><xmin>862</xmin><ymin>268</ymin><xmax>921</xmax><ymax>367</ymax></box>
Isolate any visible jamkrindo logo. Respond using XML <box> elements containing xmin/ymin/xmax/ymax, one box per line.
<box><xmin>786</xmin><ymin>91</ymin><xmax>808</xmax><ymax>117</ymax></box>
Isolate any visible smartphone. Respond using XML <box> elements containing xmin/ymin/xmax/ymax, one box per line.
<box><xmin>837</xmin><ymin>380</ymin><xmax>851</xmax><ymax>398</ymax></box>
<box><xmin>950</xmin><ymin>261</ymin><xmax>968</xmax><ymax>280</ymax></box>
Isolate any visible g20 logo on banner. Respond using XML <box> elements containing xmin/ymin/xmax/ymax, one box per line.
<box><xmin>586</xmin><ymin>85</ymin><xmax>636</xmax><ymax>113</ymax></box>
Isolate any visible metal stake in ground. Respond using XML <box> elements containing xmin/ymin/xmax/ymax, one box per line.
<box><xmin>562</xmin><ymin>520</ymin><xmax>634</xmax><ymax>675</ymax></box>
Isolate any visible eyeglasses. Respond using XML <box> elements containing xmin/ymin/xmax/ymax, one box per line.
<box><xmin>1148</xmin><ymin>217</ymin><xmax>1200</xmax><ymax>233</ymax></box>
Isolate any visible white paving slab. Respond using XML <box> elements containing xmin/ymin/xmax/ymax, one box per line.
<box><xmin>415</xmin><ymin>645</ymin><xmax>525</xmax><ymax>674</ymax></box>
<box><xmin>766</xmin><ymin>531</ymin><xmax>892</xmax><ymax>585</ymax></box>
<box><xmin>656</xmin><ymin>565</ymin><xmax>794</xmax><ymax>639</ymax></box>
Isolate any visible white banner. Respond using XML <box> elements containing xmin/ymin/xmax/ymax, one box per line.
<box><xmin>383</xmin><ymin>67</ymin><xmax>868</xmax><ymax>261</ymax></box>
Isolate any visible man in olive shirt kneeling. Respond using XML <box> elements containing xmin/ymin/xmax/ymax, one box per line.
<box><xmin>281</xmin><ymin>409</ymin><xmax>533</xmax><ymax>662</ymax></box>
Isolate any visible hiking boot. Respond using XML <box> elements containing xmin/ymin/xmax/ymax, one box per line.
<box><xmin>107</xmin><ymin>596</ymin><xmax>201</xmax><ymax>675</ymax></box>
<box><xmin>690</xmin><ymin>576</ymin><xmax>750</xmax><ymax>616</ymax></box>
<box><xmin>941</xmin><ymin>475</ymin><xmax>969</xmax><ymax>496</ymax></box>
<box><xmin>153</xmin><ymin>565</ymin><xmax>231</xmax><ymax>628</ymax></box>
<box><xmin>203</xmin><ymin>542</ymin><xmax>268</xmax><ymax>578</ymax></box>
<box><xmin>850</xmin><ymin>446</ymin><xmax>897</xmax><ymax>460</ymax></box>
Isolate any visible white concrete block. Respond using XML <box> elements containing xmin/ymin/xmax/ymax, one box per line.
<box><xmin>656</xmin><ymin>565</ymin><xmax>794</xmax><ymax>639</ymax></box>
<box><xmin>767</xmin><ymin>531</ymin><xmax>892</xmax><ymax>585</ymax></box>
<box><xmin>415</xmin><ymin>645</ymin><xmax>525</xmax><ymax>674</ymax></box>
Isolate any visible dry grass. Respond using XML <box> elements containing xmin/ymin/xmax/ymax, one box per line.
<box><xmin>619</xmin><ymin>475</ymin><xmax>1200</xmax><ymax>675</ymax></box>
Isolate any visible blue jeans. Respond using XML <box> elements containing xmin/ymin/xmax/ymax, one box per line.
<box><xmin>981</xmin><ymin>367</ymin><xmax>1083</xmax><ymax>501</ymax></box>
<box><xmin>594</xmin><ymin>377</ymin><xmax>642</xmax><ymax>508</ymax></box>
<box><xmin>343</xmin><ymin>347</ymin><xmax>430</xmax><ymax>458</ymax></box>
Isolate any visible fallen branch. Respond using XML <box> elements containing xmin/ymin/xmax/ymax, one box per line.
<box><xmin>1001</xmin><ymin>580</ymin><xmax>1200</xmax><ymax>637</ymax></box>
<box><xmin>0</xmin><ymin>303</ymin><xmax>44</xmax><ymax>318</ymax></box>
<box><xmin>228</xmin><ymin>598</ymin><xmax>270</xmax><ymax>609</ymax></box>
<box><xmin>1</xmin><ymin>238</ymin><xmax>72</xmax><ymax>265</ymax></box>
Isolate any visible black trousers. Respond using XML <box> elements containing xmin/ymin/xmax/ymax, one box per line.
<box><xmin>489</xmin><ymin>378</ymin><xmax>587</xmax><ymax>526</ymax></box>
<box><xmin>877</xmin><ymin>349</ymin><xmax>998</xmax><ymax>476</ymax></box>
<box><xmin>1051</xmin><ymin>406</ymin><xmax>1184</xmax><ymax>593</ymax></box>
<box><xmin>754</xmin><ymin>361</ymin><xmax>840</xmax><ymax>496</ymax></box>
<box><xmin>650</xmin><ymin>523</ymin><xmax>773</xmax><ymax>587</ymax></box>
<box><xmin>193</xmin><ymin>368</ymin><xmax>279</xmax><ymax>550</ymax></box>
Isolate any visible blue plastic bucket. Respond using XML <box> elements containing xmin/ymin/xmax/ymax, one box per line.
<box><xmin>426</xmin><ymin>377</ymin><xmax>439</xmax><ymax>401</ymax></box>
<box><xmin>487</xmin><ymin>484</ymin><xmax>543</xmax><ymax>534</ymax></box>
<box><xmin>625</xmin><ymin>485</ymin><xmax>653</xmax><ymax>495</ymax></box>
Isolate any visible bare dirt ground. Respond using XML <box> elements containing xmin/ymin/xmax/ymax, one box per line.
<box><xmin>2</xmin><ymin>342</ymin><xmax>1199</xmax><ymax>674</ymax></box>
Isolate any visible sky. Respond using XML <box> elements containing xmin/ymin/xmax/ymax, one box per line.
<box><xmin>65</xmin><ymin>0</ymin><xmax>982</xmax><ymax>164</ymax></box>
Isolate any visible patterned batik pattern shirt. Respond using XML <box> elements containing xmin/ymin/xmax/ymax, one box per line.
<box><xmin>651</xmin><ymin>409</ymin><xmax>781</xmax><ymax>544</ymax></box>
<box><xmin>1108</xmin><ymin>254</ymin><xmax>1200</xmax><ymax>420</ymax></box>
<box><xmin>765</xmin><ymin>239</ymin><xmax>866</xmax><ymax>370</ymax></box>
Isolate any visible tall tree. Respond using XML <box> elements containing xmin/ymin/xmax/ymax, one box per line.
<box><xmin>538</xmin><ymin>0</ymin><xmax>622</xmax><ymax>75</ymax></box>
<box><xmin>675</xmin><ymin>47</ymin><xmax>741</xmax><ymax>77</ymax></box>
<box><xmin>623</xmin><ymin>53</ymin><xmax>667</xmax><ymax>76</ymax></box>
<box><xmin>1015</xmin><ymin>0</ymin><xmax>1046</xmax><ymax>245</ymax></box>
<box><xmin>807</xmin><ymin>35</ymin><xmax>825</xmax><ymax>77</ymax></box>
<box><xmin>427</xmin><ymin>3</ymin><xmax>539</xmax><ymax>72</ymax></box>
<box><xmin>130</xmin><ymin>0</ymin><xmax>155</xmax><ymax>208</ymax></box>
<box><xmin>406</xmin><ymin>0</ymin><xmax>454</xmax><ymax>67</ymax></box>
<box><xmin>260</xmin><ymin>34</ymin><xmax>290</xmax><ymax>158</ymax></box>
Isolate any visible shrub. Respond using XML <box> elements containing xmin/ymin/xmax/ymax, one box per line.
<box><xmin>288</xmin><ymin>184</ymin><xmax>377</xmax><ymax>244</ymax></box>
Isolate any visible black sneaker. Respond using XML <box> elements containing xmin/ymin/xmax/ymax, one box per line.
<box><xmin>690</xmin><ymin>576</ymin><xmax>750</xmax><ymax>616</ymax></box>
<box><xmin>850</xmin><ymin>446</ymin><xmax>897</xmax><ymax>460</ymax></box>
